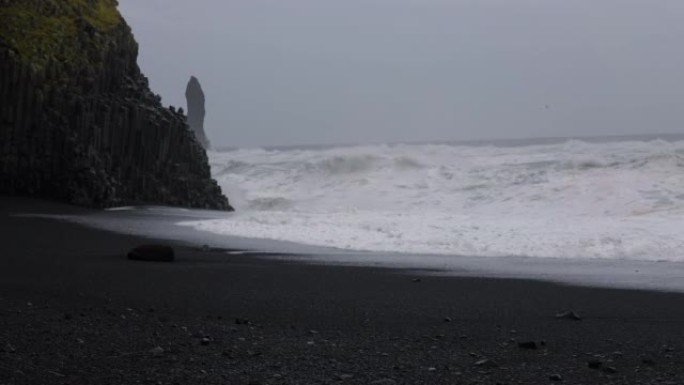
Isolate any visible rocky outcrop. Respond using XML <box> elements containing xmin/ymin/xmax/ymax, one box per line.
<box><xmin>0</xmin><ymin>0</ymin><xmax>232</xmax><ymax>210</ymax></box>
<box><xmin>185</xmin><ymin>76</ymin><xmax>210</xmax><ymax>149</ymax></box>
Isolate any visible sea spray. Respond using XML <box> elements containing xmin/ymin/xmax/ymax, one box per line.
<box><xmin>184</xmin><ymin>138</ymin><xmax>684</xmax><ymax>261</ymax></box>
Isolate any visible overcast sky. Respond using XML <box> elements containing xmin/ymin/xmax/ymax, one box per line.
<box><xmin>118</xmin><ymin>0</ymin><xmax>684</xmax><ymax>148</ymax></box>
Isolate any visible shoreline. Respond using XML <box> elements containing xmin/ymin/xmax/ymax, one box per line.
<box><xmin>18</xmin><ymin>195</ymin><xmax>684</xmax><ymax>295</ymax></box>
<box><xmin>3</xmin><ymin>197</ymin><xmax>684</xmax><ymax>384</ymax></box>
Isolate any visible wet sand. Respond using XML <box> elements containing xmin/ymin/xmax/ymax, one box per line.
<box><xmin>1</xmin><ymin>197</ymin><xmax>683</xmax><ymax>384</ymax></box>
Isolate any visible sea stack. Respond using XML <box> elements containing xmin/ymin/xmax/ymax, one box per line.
<box><xmin>0</xmin><ymin>0</ymin><xmax>232</xmax><ymax>210</ymax></box>
<box><xmin>185</xmin><ymin>76</ymin><xmax>211</xmax><ymax>149</ymax></box>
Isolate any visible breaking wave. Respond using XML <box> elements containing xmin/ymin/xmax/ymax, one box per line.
<box><xmin>181</xmin><ymin>138</ymin><xmax>684</xmax><ymax>261</ymax></box>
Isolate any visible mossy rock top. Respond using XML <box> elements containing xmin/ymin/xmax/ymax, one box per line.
<box><xmin>0</xmin><ymin>0</ymin><xmax>124</xmax><ymax>68</ymax></box>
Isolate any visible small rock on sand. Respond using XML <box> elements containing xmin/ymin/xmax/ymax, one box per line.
<box><xmin>127</xmin><ymin>245</ymin><xmax>174</xmax><ymax>262</ymax></box>
<box><xmin>149</xmin><ymin>346</ymin><xmax>164</xmax><ymax>356</ymax></box>
<box><xmin>518</xmin><ymin>341</ymin><xmax>538</xmax><ymax>350</ymax></box>
<box><xmin>587</xmin><ymin>360</ymin><xmax>603</xmax><ymax>369</ymax></box>
<box><xmin>474</xmin><ymin>359</ymin><xmax>496</xmax><ymax>368</ymax></box>
<box><xmin>370</xmin><ymin>379</ymin><xmax>397</xmax><ymax>385</ymax></box>
<box><xmin>555</xmin><ymin>311</ymin><xmax>582</xmax><ymax>321</ymax></box>
<box><xmin>602</xmin><ymin>366</ymin><xmax>617</xmax><ymax>374</ymax></box>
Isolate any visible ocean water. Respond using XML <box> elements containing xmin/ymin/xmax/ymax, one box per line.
<box><xmin>179</xmin><ymin>135</ymin><xmax>684</xmax><ymax>262</ymax></box>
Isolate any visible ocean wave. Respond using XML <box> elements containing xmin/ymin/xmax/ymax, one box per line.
<box><xmin>196</xmin><ymin>139</ymin><xmax>684</xmax><ymax>261</ymax></box>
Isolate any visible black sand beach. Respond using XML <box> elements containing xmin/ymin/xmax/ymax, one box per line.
<box><xmin>1</xmin><ymin>198</ymin><xmax>684</xmax><ymax>384</ymax></box>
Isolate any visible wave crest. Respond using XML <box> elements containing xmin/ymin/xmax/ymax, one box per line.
<box><xmin>204</xmin><ymin>139</ymin><xmax>684</xmax><ymax>261</ymax></box>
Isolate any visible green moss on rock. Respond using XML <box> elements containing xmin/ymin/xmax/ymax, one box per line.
<box><xmin>0</xmin><ymin>0</ymin><xmax>122</xmax><ymax>68</ymax></box>
<box><xmin>82</xmin><ymin>0</ymin><xmax>121</xmax><ymax>30</ymax></box>
<box><xmin>0</xmin><ymin>0</ymin><xmax>232</xmax><ymax>210</ymax></box>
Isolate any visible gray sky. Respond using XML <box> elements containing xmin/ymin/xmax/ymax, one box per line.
<box><xmin>118</xmin><ymin>0</ymin><xmax>684</xmax><ymax>148</ymax></box>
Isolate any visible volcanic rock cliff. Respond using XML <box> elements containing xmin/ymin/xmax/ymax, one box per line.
<box><xmin>0</xmin><ymin>0</ymin><xmax>233</xmax><ymax>210</ymax></box>
<box><xmin>185</xmin><ymin>76</ymin><xmax>210</xmax><ymax>149</ymax></box>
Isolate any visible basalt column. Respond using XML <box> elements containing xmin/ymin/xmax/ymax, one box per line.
<box><xmin>0</xmin><ymin>0</ymin><xmax>232</xmax><ymax>210</ymax></box>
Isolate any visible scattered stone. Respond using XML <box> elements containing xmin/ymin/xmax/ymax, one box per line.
<box><xmin>339</xmin><ymin>374</ymin><xmax>354</xmax><ymax>380</ymax></box>
<box><xmin>587</xmin><ymin>360</ymin><xmax>603</xmax><ymax>369</ymax></box>
<box><xmin>149</xmin><ymin>346</ymin><xmax>164</xmax><ymax>356</ymax></box>
<box><xmin>549</xmin><ymin>374</ymin><xmax>562</xmax><ymax>381</ymax></box>
<box><xmin>641</xmin><ymin>357</ymin><xmax>656</xmax><ymax>366</ymax></box>
<box><xmin>200</xmin><ymin>337</ymin><xmax>211</xmax><ymax>346</ymax></box>
<box><xmin>63</xmin><ymin>313</ymin><xmax>73</xmax><ymax>320</ymax></box>
<box><xmin>602</xmin><ymin>366</ymin><xmax>617</xmax><ymax>374</ymax></box>
<box><xmin>235</xmin><ymin>318</ymin><xmax>251</xmax><ymax>325</ymax></box>
<box><xmin>518</xmin><ymin>341</ymin><xmax>538</xmax><ymax>350</ymax></box>
<box><xmin>127</xmin><ymin>245</ymin><xmax>174</xmax><ymax>262</ymax></box>
<box><xmin>555</xmin><ymin>311</ymin><xmax>582</xmax><ymax>321</ymax></box>
<box><xmin>370</xmin><ymin>379</ymin><xmax>397</xmax><ymax>385</ymax></box>
<box><xmin>443</xmin><ymin>317</ymin><xmax>452</xmax><ymax>322</ymax></box>
<box><xmin>474</xmin><ymin>359</ymin><xmax>496</xmax><ymax>368</ymax></box>
<box><xmin>4</xmin><ymin>343</ymin><xmax>16</xmax><ymax>353</ymax></box>
<box><xmin>412</xmin><ymin>278</ymin><xmax>422</xmax><ymax>283</ymax></box>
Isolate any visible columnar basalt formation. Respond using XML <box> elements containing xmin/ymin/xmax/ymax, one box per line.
<box><xmin>0</xmin><ymin>0</ymin><xmax>232</xmax><ymax>210</ymax></box>
<box><xmin>185</xmin><ymin>76</ymin><xmax>210</xmax><ymax>149</ymax></box>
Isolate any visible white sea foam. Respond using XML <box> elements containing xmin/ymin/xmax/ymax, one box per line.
<box><xmin>179</xmin><ymin>139</ymin><xmax>684</xmax><ymax>262</ymax></box>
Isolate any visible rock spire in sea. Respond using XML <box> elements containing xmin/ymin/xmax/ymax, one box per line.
<box><xmin>185</xmin><ymin>76</ymin><xmax>211</xmax><ymax>149</ymax></box>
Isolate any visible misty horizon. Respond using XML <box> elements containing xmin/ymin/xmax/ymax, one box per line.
<box><xmin>119</xmin><ymin>0</ymin><xmax>684</xmax><ymax>148</ymax></box>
